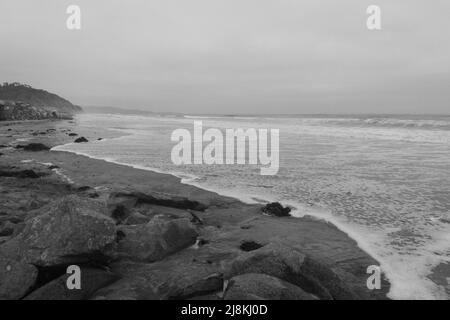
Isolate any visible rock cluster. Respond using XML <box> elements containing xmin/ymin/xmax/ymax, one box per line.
<box><xmin>262</xmin><ymin>202</ymin><xmax>292</xmax><ymax>217</ymax></box>
<box><xmin>0</xmin><ymin>196</ymin><xmax>117</xmax><ymax>267</ymax></box>
<box><xmin>0</xmin><ymin>149</ymin><xmax>389</xmax><ymax>300</ymax></box>
<box><xmin>0</xmin><ymin>194</ymin><xmax>201</xmax><ymax>299</ymax></box>
<box><xmin>0</xmin><ymin>192</ymin><xmax>365</xmax><ymax>300</ymax></box>
<box><xmin>224</xmin><ymin>242</ymin><xmax>357</xmax><ymax>300</ymax></box>
<box><xmin>116</xmin><ymin>217</ymin><xmax>198</xmax><ymax>262</ymax></box>
<box><xmin>15</xmin><ymin>143</ymin><xmax>50</xmax><ymax>151</ymax></box>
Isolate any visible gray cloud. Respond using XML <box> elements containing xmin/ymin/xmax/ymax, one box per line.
<box><xmin>1</xmin><ymin>0</ymin><xmax>449</xmax><ymax>114</ymax></box>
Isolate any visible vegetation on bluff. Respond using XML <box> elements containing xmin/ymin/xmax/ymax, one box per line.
<box><xmin>0</xmin><ymin>82</ymin><xmax>81</xmax><ymax>120</ymax></box>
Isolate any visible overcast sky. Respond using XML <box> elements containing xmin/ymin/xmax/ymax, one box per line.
<box><xmin>1</xmin><ymin>0</ymin><xmax>449</xmax><ymax>114</ymax></box>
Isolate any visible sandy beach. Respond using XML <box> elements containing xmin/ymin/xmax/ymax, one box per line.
<box><xmin>0</xmin><ymin>119</ymin><xmax>391</xmax><ymax>300</ymax></box>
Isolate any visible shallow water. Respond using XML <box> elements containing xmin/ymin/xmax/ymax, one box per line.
<box><xmin>54</xmin><ymin>113</ymin><xmax>450</xmax><ymax>299</ymax></box>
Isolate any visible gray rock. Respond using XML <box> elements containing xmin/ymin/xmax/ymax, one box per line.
<box><xmin>261</xmin><ymin>202</ymin><xmax>291</xmax><ymax>217</ymax></box>
<box><xmin>74</xmin><ymin>137</ymin><xmax>88</xmax><ymax>143</ymax></box>
<box><xmin>93</xmin><ymin>259</ymin><xmax>222</xmax><ymax>300</ymax></box>
<box><xmin>224</xmin><ymin>273</ymin><xmax>317</xmax><ymax>300</ymax></box>
<box><xmin>116</xmin><ymin>216</ymin><xmax>198</xmax><ymax>262</ymax></box>
<box><xmin>110</xmin><ymin>191</ymin><xmax>207</xmax><ymax>212</ymax></box>
<box><xmin>225</xmin><ymin>242</ymin><xmax>357</xmax><ymax>300</ymax></box>
<box><xmin>0</xmin><ymin>195</ymin><xmax>117</xmax><ymax>267</ymax></box>
<box><xmin>0</xmin><ymin>221</ymin><xmax>16</xmax><ymax>237</ymax></box>
<box><xmin>14</xmin><ymin>143</ymin><xmax>50</xmax><ymax>152</ymax></box>
<box><xmin>0</xmin><ymin>254</ymin><xmax>38</xmax><ymax>300</ymax></box>
<box><xmin>24</xmin><ymin>267</ymin><xmax>119</xmax><ymax>300</ymax></box>
<box><xmin>124</xmin><ymin>211</ymin><xmax>151</xmax><ymax>225</ymax></box>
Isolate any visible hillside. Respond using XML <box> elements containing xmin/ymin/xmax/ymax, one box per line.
<box><xmin>0</xmin><ymin>82</ymin><xmax>82</xmax><ymax>120</ymax></box>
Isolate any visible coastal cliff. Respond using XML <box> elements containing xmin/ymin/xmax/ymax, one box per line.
<box><xmin>0</xmin><ymin>83</ymin><xmax>81</xmax><ymax>121</ymax></box>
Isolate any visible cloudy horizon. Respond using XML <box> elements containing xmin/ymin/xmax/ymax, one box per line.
<box><xmin>1</xmin><ymin>0</ymin><xmax>449</xmax><ymax>114</ymax></box>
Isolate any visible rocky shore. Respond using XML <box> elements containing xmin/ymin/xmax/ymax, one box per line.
<box><xmin>0</xmin><ymin>119</ymin><xmax>391</xmax><ymax>300</ymax></box>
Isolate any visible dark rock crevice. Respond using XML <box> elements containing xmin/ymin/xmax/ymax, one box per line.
<box><xmin>14</xmin><ymin>143</ymin><xmax>50</xmax><ymax>151</ymax></box>
<box><xmin>0</xmin><ymin>169</ymin><xmax>48</xmax><ymax>179</ymax></box>
<box><xmin>239</xmin><ymin>241</ymin><xmax>264</xmax><ymax>252</ymax></box>
<box><xmin>111</xmin><ymin>191</ymin><xmax>208</xmax><ymax>213</ymax></box>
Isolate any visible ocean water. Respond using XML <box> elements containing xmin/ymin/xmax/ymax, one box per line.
<box><xmin>53</xmin><ymin>113</ymin><xmax>450</xmax><ymax>300</ymax></box>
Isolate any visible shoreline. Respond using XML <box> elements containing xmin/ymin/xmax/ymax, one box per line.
<box><xmin>52</xmin><ymin>119</ymin><xmax>405</xmax><ymax>298</ymax></box>
<box><xmin>53</xmin><ymin>144</ymin><xmax>413</xmax><ymax>300</ymax></box>
<box><xmin>1</xmin><ymin>119</ymin><xmax>392</xmax><ymax>300</ymax></box>
<box><xmin>53</xmin><ymin>140</ymin><xmax>397</xmax><ymax>288</ymax></box>
<box><xmin>80</xmin><ymin>113</ymin><xmax>449</xmax><ymax>300</ymax></box>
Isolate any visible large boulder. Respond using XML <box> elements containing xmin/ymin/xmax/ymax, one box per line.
<box><xmin>116</xmin><ymin>216</ymin><xmax>198</xmax><ymax>262</ymax></box>
<box><xmin>93</xmin><ymin>259</ymin><xmax>222</xmax><ymax>300</ymax></box>
<box><xmin>0</xmin><ymin>195</ymin><xmax>117</xmax><ymax>267</ymax></box>
<box><xmin>261</xmin><ymin>202</ymin><xmax>291</xmax><ymax>217</ymax></box>
<box><xmin>74</xmin><ymin>137</ymin><xmax>88</xmax><ymax>143</ymax></box>
<box><xmin>24</xmin><ymin>268</ymin><xmax>119</xmax><ymax>300</ymax></box>
<box><xmin>225</xmin><ymin>242</ymin><xmax>357</xmax><ymax>300</ymax></box>
<box><xmin>15</xmin><ymin>143</ymin><xmax>50</xmax><ymax>151</ymax></box>
<box><xmin>224</xmin><ymin>273</ymin><xmax>317</xmax><ymax>300</ymax></box>
<box><xmin>0</xmin><ymin>254</ymin><xmax>38</xmax><ymax>299</ymax></box>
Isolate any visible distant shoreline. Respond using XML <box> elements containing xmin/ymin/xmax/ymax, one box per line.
<box><xmin>80</xmin><ymin>106</ymin><xmax>450</xmax><ymax>118</ymax></box>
